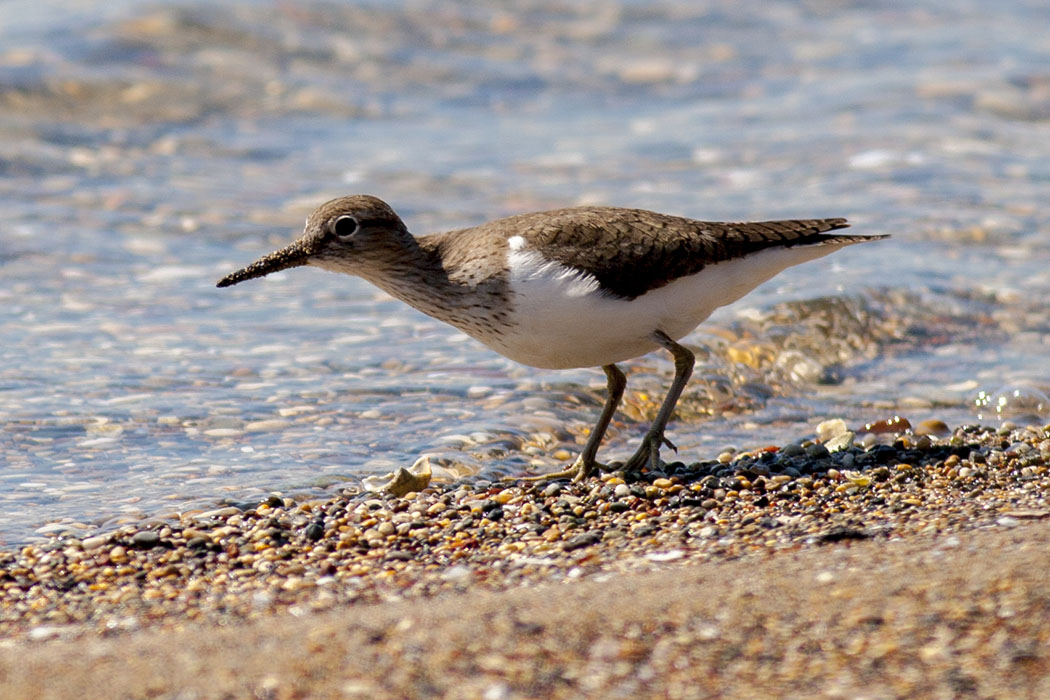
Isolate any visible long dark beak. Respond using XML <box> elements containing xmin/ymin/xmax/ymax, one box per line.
<box><xmin>216</xmin><ymin>239</ymin><xmax>311</xmax><ymax>288</ymax></box>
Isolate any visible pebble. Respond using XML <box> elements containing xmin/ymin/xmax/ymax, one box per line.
<box><xmin>563</xmin><ymin>532</ymin><xmax>602</xmax><ymax>551</ymax></box>
<box><xmin>195</xmin><ymin>507</ymin><xmax>242</xmax><ymax>520</ymax></box>
<box><xmin>130</xmin><ymin>531</ymin><xmax>161</xmax><ymax>549</ymax></box>
<box><xmin>816</xmin><ymin>419</ymin><xmax>848</xmax><ymax>442</ymax></box>
<box><xmin>80</xmin><ymin>535</ymin><xmax>109</xmax><ymax>551</ymax></box>
<box><xmin>244</xmin><ymin>419</ymin><xmax>291</xmax><ymax>432</ymax></box>
<box><xmin>824</xmin><ymin>432</ymin><xmax>855</xmax><ymax>453</ymax></box>
<box><xmin>805</xmin><ymin>443</ymin><xmax>830</xmax><ymax>459</ymax></box>
<box><xmin>860</xmin><ymin>416</ymin><xmax>912</xmax><ymax>434</ymax></box>
<box><xmin>202</xmin><ymin>428</ymin><xmax>245</xmax><ymax>438</ymax></box>
<box><xmin>916</xmin><ymin>419</ymin><xmax>952</xmax><ymax>437</ymax></box>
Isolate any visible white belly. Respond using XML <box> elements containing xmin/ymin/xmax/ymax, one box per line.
<box><xmin>481</xmin><ymin>244</ymin><xmax>843</xmax><ymax>369</ymax></box>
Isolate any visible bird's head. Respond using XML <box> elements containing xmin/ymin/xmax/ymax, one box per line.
<box><xmin>216</xmin><ymin>195</ymin><xmax>411</xmax><ymax>287</ymax></box>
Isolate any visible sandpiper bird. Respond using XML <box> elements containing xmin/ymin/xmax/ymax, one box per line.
<box><xmin>218</xmin><ymin>195</ymin><xmax>886</xmax><ymax>481</ymax></box>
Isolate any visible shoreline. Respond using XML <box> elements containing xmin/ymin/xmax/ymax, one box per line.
<box><xmin>2</xmin><ymin>421</ymin><xmax>1050</xmax><ymax>697</ymax></box>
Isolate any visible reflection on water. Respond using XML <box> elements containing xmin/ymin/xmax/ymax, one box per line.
<box><xmin>2</xmin><ymin>0</ymin><xmax>1050</xmax><ymax>543</ymax></box>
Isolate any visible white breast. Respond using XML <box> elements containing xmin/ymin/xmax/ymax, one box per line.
<box><xmin>478</xmin><ymin>242</ymin><xmax>845</xmax><ymax>370</ymax></box>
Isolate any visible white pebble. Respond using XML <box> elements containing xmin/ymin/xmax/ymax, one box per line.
<box><xmin>816</xmin><ymin>419</ymin><xmax>848</xmax><ymax>442</ymax></box>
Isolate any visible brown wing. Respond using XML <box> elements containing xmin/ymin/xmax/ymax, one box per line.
<box><xmin>511</xmin><ymin>207</ymin><xmax>875</xmax><ymax>300</ymax></box>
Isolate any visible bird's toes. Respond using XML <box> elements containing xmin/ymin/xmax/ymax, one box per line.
<box><xmin>620</xmin><ymin>430</ymin><xmax>676</xmax><ymax>473</ymax></box>
<box><xmin>510</xmin><ymin>453</ymin><xmax>605</xmax><ymax>482</ymax></box>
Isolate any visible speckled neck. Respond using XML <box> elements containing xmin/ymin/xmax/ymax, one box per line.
<box><xmin>325</xmin><ymin>232</ymin><xmax>517</xmax><ymax>346</ymax></box>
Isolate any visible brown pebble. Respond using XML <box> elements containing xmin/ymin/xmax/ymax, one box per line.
<box><xmin>915</xmin><ymin>419</ymin><xmax>952</xmax><ymax>437</ymax></box>
<box><xmin>860</xmin><ymin>416</ymin><xmax>912</xmax><ymax>434</ymax></box>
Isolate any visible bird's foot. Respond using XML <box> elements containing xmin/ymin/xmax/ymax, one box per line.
<box><xmin>621</xmin><ymin>431</ymin><xmax>676</xmax><ymax>473</ymax></box>
<box><xmin>508</xmin><ymin>454</ymin><xmax>608</xmax><ymax>483</ymax></box>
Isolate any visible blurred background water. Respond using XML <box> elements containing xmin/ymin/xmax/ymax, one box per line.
<box><xmin>2</xmin><ymin>0</ymin><xmax>1050</xmax><ymax>544</ymax></box>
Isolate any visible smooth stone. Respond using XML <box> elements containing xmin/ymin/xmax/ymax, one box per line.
<box><xmin>203</xmin><ymin>428</ymin><xmax>245</xmax><ymax>438</ymax></box>
<box><xmin>563</xmin><ymin>531</ymin><xmax>602</xmax><ymax>551</ymax></box>
<box><xmin>80</xmin><ymin>535</ymin><xmax>109</xmax><ymax>550</ymax></box>
<box><xmin>244</xmin><ymin>419</ymin><xmax>291</xmax><ymax>432</ymax></box>
<box><xmin>915</xmin><ymin>419</ymin><xmax>952</xmax><ymax>437</ymax></box>
<box><xmin>131</xmin><ymin>531</ymin><xmax>161</xmax><ymax>548</ymax></box>
<box><xmin>34</xmin><ymin>523</ymin><xmax>74</xmax><ymax>535</ymax></box>
<box><xmin>195</xmin><ymin>506</ymin><xmax>242</xmax><ymax>520</ymax></box>
<box><xmin>861</xmin><ymin>416</ymin><xmax>912</xmax><ymax>434</ymax></box>
<box><xmin>805</xmin><ymin>444</ymin><xmax>830</xmax><ymax>459</ymax></box>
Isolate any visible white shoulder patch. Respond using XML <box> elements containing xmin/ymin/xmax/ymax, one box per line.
<box><xmin>507</xmin><ymin>248</ymin><xmax>601</xmax><ymax>297</ymax></box>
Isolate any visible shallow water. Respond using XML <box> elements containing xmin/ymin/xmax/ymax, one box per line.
<box><xmin>2</xmin><ymin>0</ymin><xmax>1050</xmax><ymax>544</ymax></box>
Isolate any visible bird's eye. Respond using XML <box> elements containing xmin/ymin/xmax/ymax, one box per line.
<box><xmin>333</xmin><ymin>215</ymin><xmax>359</xmax><ymax>237</ymax></box>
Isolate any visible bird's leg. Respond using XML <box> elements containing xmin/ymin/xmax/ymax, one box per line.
<box><xmin>568</xmin><ymin>363</ymin><xmax>626</xmax><ymax>480</ymax></box>
<box><xmin>621</xmin><ymin>331</ymin><xmax>695</xmax><ymax>473</ymax></box>
<box><xmin>513</xmin><ymin>364</ymin><xmax>626</xmax><ymax>482</ymax></box>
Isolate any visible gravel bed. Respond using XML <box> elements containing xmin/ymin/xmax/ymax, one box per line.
<box><xmin>2</xmin><ymin>420</ymin><xmax>1049</xmax><ymax>645</ymax></box>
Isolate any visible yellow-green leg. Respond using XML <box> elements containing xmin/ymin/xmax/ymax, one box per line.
<box><xmin>620</xmin><ymin>330</ymin><xmax>694</xmax><ymax>473</ymax></box>
<box><xmin>514</xmin><ymin>363</ymin><xmax>626</xmax><ymax>482</ymax></box>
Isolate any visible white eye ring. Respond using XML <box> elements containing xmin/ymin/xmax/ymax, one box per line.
<box><xmin>333</xmin><ymin>215</ymin><xmax>359</xmax><ymax>237</ymax></box>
